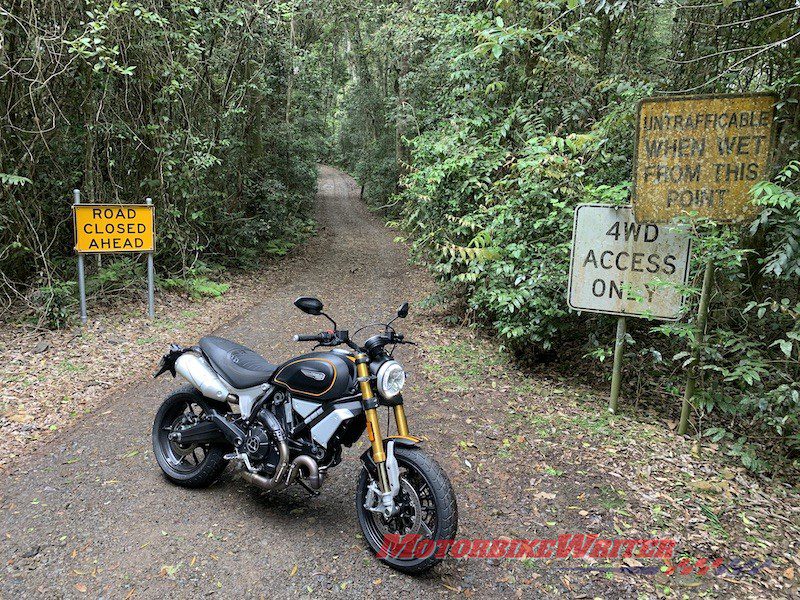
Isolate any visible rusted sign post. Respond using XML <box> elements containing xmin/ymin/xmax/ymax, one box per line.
<box><xmin>678</xmin><ymin>259</ymin><xmax>714</xmax><ymax>434</ymax></box>
<box><xmin>72</xmin><ymin>192</ymin><xmax>156</xmax><ymax>323</ymax></box>
<box><xmin>609</xmin><ymin>316</ymin><xmax>626</xmax><ymax>414</ymax></box>
<box><xmin>631</xmin><ymin>93</ymin><xmax>777</xmax><ymax>434</ymax></box>
<box><xmin>568</xmin><ymin>204</ymin><xmax>692</xmax><ymax>413</ymax></box>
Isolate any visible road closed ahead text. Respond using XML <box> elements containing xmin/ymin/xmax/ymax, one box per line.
<box><xmin>568</xmin><ymin>205</ymin><xmax>691</xmax><ymax>320</ymax></box>
<box><xmin>73</xmin><ymin>204</ymin><xmax>155</xmax><ymax>253</ymax></box>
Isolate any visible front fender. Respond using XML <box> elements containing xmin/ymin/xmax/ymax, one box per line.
<box><xmin>359</xmin><ymin>436</ymin><xmax>422</xmax><ymax>478</ymax></box>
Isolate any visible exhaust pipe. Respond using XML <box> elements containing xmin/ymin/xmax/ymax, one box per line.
<box><xmin>240</xmin><ymin>441</ymin><xmax>290</xmax><ymax>491</ymax></box>
<box><xmin>285</xmin><ymin>455</ymin><xmax>323</xmax><ymax>490</ymax></box>
<box><xmin>241</xmin><ymin>452</ymin><xmax>323</xmax><ymax>492</ymax></box>
<box><xmin>175</xmin><ymin>353</ymin><xmax>232</xmax><ymax>402</ymax></box>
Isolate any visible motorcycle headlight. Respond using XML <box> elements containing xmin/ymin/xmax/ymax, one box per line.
<box><xmin>376</xmin><ymin>360</ymin><xmax>405</xmax><ymax>400</ymax></box>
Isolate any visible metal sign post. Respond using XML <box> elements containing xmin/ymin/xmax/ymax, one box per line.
<box><xmin>678</xmin><ymin>259</ymin><xmax>714</xmax><ymax>435</ymax></box>
<box><xmin>74</xmin><ymin>189</ymin><xmax>88</xmax><ymax>325</ymax></box>
<box><xmin>146</xmin><ymin>197</ymin><xmax>155</xmax><ymax>319</ymax></box>
<box><xmin>71</xmin><ymin>192</ymin><xmax>156</xmax><ymax>323</ymax></box>
<box><xmin>608</xmin><ymin>316</ymin><xmax>627</xmax><ymax>414</ymax></box>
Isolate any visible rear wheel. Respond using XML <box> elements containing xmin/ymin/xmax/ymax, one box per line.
<box><xmin>152</xmin><ymin>386</ymin><xmax>230</xmax><ymax>488</ymax></box>
<box><xmin>356</xmin><ymin>446</ymin><xmax>458</xmax><ymax>574</ymax></box>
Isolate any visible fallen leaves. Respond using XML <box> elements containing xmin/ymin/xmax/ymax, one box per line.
<box><xmin>442</xmin><ymin>583</ymin><xmax>460</xmax><ymax>592</ymax></box>
<box><xmin>533</xmin><ymin>491</ymin><xmax>556</xmax><ymax>500</ymax></box>
<box><xmin>420</xmin><ymin>321</ymin><xmax>800</xmax><ymax>596</ymax></box>
<box><xmin>159</xmin><ymin>564</ymin><xmax>180</xmax><ymax>579</ymax></box>
<box><xmin>0</xmin><ymin>272</ymin><xmax>275</xmax><ymax>473</ymax></box>
<box><xmin>688</xmin><ymin>478</ymin><xmax>730</xmax><ymax>496</ymax></box>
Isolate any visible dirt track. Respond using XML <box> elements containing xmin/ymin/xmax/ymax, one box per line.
<box><xmin>0</xmin><ymin>166</ymin><xmax>467</xmax><ymax>598</ymax></box>
<box><xmin>1</xmin><ymin>167</ymin><xmax>796</xmax><ymax>599</ymax></box>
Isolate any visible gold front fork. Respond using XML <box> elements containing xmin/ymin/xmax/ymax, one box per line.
<box><xmin>356</xmin><ymin>353</ymin><xmax>391</xmax><ymax>492</ymax></box>
<box><xmin>394</xmin><ymin>404</ymin><xmax>409</xmax><ymax>437</ymax></box>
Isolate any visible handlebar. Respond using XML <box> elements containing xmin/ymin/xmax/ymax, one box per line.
<box><xmin>293</xmin><ymin>332</ymin><xmax>331</xmax><ymax>343</ymax></box>
<box><xmin>293</xmin><ymin>328</ymin><xmax>413</xmax><ymax>353</ymax></box>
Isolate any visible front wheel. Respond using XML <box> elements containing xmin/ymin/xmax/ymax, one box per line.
<box><xmin>356</xmin><ymin>446</ymin><xmax>458</xmax><ymax>574</ymax></box>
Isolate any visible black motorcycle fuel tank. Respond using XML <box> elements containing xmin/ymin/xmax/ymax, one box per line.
<box><xmin>271</xmin><ymin>351</ymin><xmax>356</xmax><ymax>401</ymax></box>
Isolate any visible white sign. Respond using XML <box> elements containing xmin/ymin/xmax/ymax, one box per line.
<box><xmin>567</xmin><ymin>204</ymin><xmax>691</xmax><ymax>320</ymax></box>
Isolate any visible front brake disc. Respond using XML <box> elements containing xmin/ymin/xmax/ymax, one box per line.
<box><xmin>371</xmin><ymin>477</ymin><xmax>423</xmax><ymax>537</ymax></box>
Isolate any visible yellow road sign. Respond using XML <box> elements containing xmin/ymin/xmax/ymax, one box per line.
<box><xmin>72</xmin><ymin>204</ymin><xmax>155</xmax><ymax>253</ymax></box>
<box><xmin>632</xmin><ymin>93</ymin><xmax>777</xmax><ymax>223</ymax></box>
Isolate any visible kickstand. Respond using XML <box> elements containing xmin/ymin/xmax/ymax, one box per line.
<box><xmin>297</xmin><ymin>479</ymin><xmax>320</xmax><ymax>497</ymax></box>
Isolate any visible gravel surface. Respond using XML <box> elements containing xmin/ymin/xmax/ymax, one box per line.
<box><xmin>0</xmin><ymin>265</ymin><xmax>286</xmax><ymax>472</ymax></box>
<box><xmin>1</xmin><ymin>167</ymin><xmax>797</xmax><ymax>599</ymax></box>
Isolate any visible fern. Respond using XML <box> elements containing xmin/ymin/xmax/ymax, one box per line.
<box><xmin>0</xmin><ymin>173</ymin><xmax>32</xmax><ymax>186</ymax></box>
<box><xmin>161</xmin><ymin>276</ymin><xmax>230</xmax><ymax>300</ymax></box>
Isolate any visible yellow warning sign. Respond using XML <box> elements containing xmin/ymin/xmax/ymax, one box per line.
<box><xmin>632</xmin><ymin>93</ymin><xmax>777</xmax><ymax>223</ymax></box>
<box><xmin>72</xmin><ymin>204</ymin><xmax>155</xmax><ymax>253</ymax></box>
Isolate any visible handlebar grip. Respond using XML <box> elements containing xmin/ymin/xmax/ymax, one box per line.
<box><xmin>293</xmin><ymin>333</ymin><xmax>321</xmax><ymax>342</ymax></box>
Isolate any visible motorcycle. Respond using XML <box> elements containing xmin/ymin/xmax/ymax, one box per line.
<box><xmin>151</xmin><ymin>297</ymin><xmax>458</xmax><ymax>573</ymax></box>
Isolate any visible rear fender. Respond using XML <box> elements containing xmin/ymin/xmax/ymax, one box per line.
<box><xmin>153</xmin><ymin>344</ymin><xmax>196</xmax><ymax>378</ymax></box>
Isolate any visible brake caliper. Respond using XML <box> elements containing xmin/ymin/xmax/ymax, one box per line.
<box><xmin>363</xmin><ymin>440</ymin><xmax>401</xmax><ymax>518</ymax></box>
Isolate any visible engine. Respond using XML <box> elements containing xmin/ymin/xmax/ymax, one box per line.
<box><xmin>241</xmin><ymin>406</ymin><xmax>324</xmax><ymax>491</ymax></box>
<box><xmin>244</xmin><ymin>412</ymin><xmax>283</xmax><ymax>475</ymax></box>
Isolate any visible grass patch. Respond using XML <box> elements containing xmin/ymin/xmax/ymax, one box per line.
<box><xmin>700</xmin><ymin>504</ymin><xmax>728</xmax><ymax>539</ymax></box>
<box><xmin>599</xmin><ymin>486</ymin><xmax>626</xmax><ymax>510</ymax></box>
<box><xmin>427</xmin><ymin>340</ymin><xmax>508</xmax><ymax>379</ymax></box>
<box><xmin>59</xmin><ymin>360</ymin><xmax>86</xmax><ymax>373</ymax></box>
<box><xmin>161</xmin><ymin>276</ymin><xmax>230</xmax><ymax>300</ymax></box>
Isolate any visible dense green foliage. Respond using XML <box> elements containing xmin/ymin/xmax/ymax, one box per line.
<box><xmin>2</xmin><ymin>0</ymin><xmax>800</xmax><ymax>472</ymax></box>
<box><xmin>1</xmin><ymin>1</ymin><xmax>319</xmax><ymax>325</ymax></box>
<box><xmin>328</xmin><ymin>0</ymin><xmax>800</xmax><ymax>472</ymax></box>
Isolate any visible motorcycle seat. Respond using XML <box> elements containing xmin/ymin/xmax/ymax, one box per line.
<box><xmin>199</xmin><ymin>336</ymin><xmax>278</xmax><ymax>389</ymax></box>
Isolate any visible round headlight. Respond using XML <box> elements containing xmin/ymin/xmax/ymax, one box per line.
<box><xmin>376</xmin><ymin>360</ymin><xmax>406</xmax><ymax>400</ymax></box>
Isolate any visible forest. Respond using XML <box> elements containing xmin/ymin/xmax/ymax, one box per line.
<box><xmin>2</xmin><ymin>1</ymin><xmax>799</xmax><ymax>474</ymax></box>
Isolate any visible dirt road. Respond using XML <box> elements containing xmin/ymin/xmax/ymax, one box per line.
<box><xmin>1</xmin><ymin>167</ymin><xmax>795</xmax><ymax>599</ymax></box>
<box><xmin>0</xmin><ymin>166</ymin><xmax>461</xmax><ymax>598</ymax></box>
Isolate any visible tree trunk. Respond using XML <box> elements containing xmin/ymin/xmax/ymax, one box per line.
<box><xmin>82</xmin><ymin>67</ymin><xmax>96</xmax><ymax>203</ymax></box>
<box><xmin>598</xmin><ymin>13</ymin><xmax>613</xmax><ymax>77</ymax></box>
<box><xmin>286</xmin><ymin>12</ymin><xmax>296</xmax><ymax>125</ymax></box>
<box><xmin>395</xmin><ymin>0</ymin><xmax>411</xmax><ymax>169</ymax></box>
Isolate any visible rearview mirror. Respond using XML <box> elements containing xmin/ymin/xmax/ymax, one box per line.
<box><xmin>294</xmin><ymin>296</ymin><xmax>323</xmax><ymax>316</ymax></box>
<box><xmin>397</xmin><ymin>302</ymin><xmax>409</xmax><ymax>318</ymax></box>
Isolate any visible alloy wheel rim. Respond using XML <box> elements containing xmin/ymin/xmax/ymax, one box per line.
<box><xmin>159</xmin><ymin>400</ymin><xmax>210</xmax><ymax>473</ymax></box>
